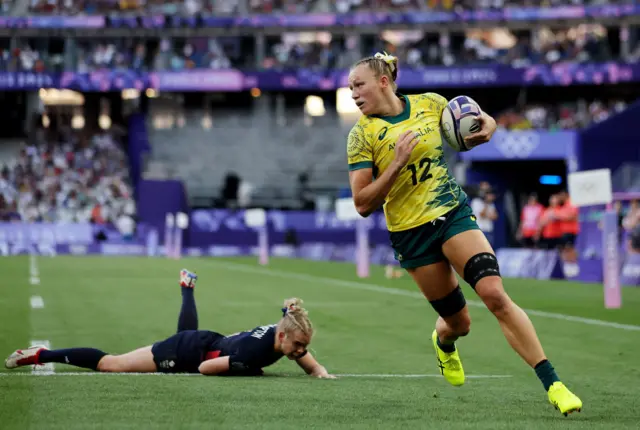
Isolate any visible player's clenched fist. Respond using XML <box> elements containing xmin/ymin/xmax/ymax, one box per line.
<box><xmin>392</xmin><ymin>130</ymin><xmax>420</xmax><ymax>168</ymax></box>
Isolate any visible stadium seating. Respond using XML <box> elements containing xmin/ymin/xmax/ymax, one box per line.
<box><xmin>147</xmin><ymin>107</ymin><xmax>355</xmax><ymax>207</ymax></box>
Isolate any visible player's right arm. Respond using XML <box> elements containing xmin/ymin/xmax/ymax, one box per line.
<box><xmin>295</xmin><ymin>351</ymin><xmax>336</xmax><ymax>379</ymax></box>
<box><xmin>199</xmin><ymin>356</ymin><xmax>230</xmax><ymax>376</ymax></box>
<box><xmin>347</xmin><ymin>126</ymin><xmax>420</xmax><ymax>217</ymax></box>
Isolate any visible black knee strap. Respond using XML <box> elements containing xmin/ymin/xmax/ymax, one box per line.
<box><xmin>463</xmin><ymin>252</ymin><xmax>501</xmax><ymax>289</ymax></box>
<box><xmin>429</xmin><ymin>285</ymin><xmax>466</xmax><ymax>318</ymax></box>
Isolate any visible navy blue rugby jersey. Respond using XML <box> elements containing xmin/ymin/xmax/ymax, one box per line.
<box><xmin>205</xmin><ymin>324</ymin><xmax>285</xmax><ymax>375</ymax></box>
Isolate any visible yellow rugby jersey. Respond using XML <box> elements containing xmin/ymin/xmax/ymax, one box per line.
<box><xmin>347</xmin><ymin>93</ymin><xmax>467</xmax><ymax>232</ymax></box>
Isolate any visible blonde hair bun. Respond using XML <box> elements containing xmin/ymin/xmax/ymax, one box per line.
<box><xmin>280</xmin><ymin>298</ymin><xmax>313</xmax><ymax>338</ymax></box>
<box><xmin>374</xmin><ymin>52</ymin><xmax>398</xmax><ymax>74</ymax></box>
<box><xmin>283</xmin><ymin>297</ymin><xmax>303</xmax><ymax>311</ymax></box>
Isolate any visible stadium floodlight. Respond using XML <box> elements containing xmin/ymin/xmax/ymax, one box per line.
<box><xmin>99</xmin><ymin>114</ymin><xmax>112</xmax><ymax>130</ymax></box>
<box><xmin>121</xmin><ymin>89</ymin><xmax>140</xmax><ymax>100</ymax></box>
<box><xmin>202</xmin><ymin>115</ymin><xmax>212</xmax><ymax>129</ymax></box>
<box><xmin>71</xmin><ymin>114</ymin><xmax>85</xmax><ymax>130</ymax></box>
<box><xmin>245</xmin><ymin>208</ymin><xmax>269</xmax><ymax>266</ymax></box>
<box><xmin>335</xmin><ymin>198</ymin><xmax>369</xmax><ymax>278</ymax></box>
<box><xmin>39</xmin><ymin>89</ymin><xmax>85</xmax><ymax>106</ymax></box>
<box><xmin>305</xmin><ymin>96</ymin><xmax>326</xmax><ymax>117</ymax></box>
<box><xmin>336</xmin><ymin>88</ymin><xmax>359</xmax><ymax>115</ymax></box>
<box><xmin>568</xmin><ymin>169</ymin><xmax>619</xmax><ymax>308</ymax></box>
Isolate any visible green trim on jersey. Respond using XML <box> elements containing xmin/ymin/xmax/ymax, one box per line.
<box><xmin>348</xmin><ymin>161</ymin><xmax>374</xmax><ymax>171</ymax></box>
<box><xmin>372</xmin><ymin>94</ymin><xmax>411</xmax><ymax>125</ymax></box>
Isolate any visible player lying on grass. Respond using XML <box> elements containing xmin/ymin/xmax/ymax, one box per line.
<box><xmin>5</xmin><ymin>269</ymin><xmax>335</xmax><ymax>378</ymax></box>
<box><xmin>346</xmin><ymin>52</ymin><xmax>581</xmax><ymax>416</ymax></box>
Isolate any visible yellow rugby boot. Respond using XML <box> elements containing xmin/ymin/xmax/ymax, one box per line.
<box><xmin>548</xmin><ymin>382</ymin><xmax>582</xmax><ymax>416</ymax></box>
<box><xmin>432</xmin><ymin>330</ymin><xmax>465</xmax><ymax>386</ymax></box>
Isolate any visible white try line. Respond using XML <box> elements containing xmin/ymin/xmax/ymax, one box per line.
<box><xmin>0</xmin><ymin>372</ymin><xmax>511</xmax><ymax>379</ymax></box>
<box><xmin>30</xmin><ymin>296</ymin><xmax>44</xmax><ymax>309</ymax></box>
<box><xmin>29</xmin><ymin>253</ymin><xmax>40</xmax><ymax>285</ymax></box>
<box><xmin>29</xmin><ymin>341</ymin><xmax>54</xmax><ymax>375</ymax></box>
<box><xmin>336</xmin><ymin>374</ymin><xmax>511</xmax><ymax>379</ymax></box>
<box><xmin>206</xmin><ymin>261</ymin><xmax>640</xmax><ymax>332</ymax></box>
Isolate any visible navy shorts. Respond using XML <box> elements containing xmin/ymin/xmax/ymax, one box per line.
<box><xmin>152</xmin><ymin>330</ymin><xmax>224</xmax><ymax>373</ymax></box>
<box><xmin>542</xmin><ymin>238</ymin><xmax>561</xmax><ymax>250</ymax></box>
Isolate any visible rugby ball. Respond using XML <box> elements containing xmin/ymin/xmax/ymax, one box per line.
<box><xmin>440</xmin><ymin>96</ymin><xmax>482</xmax><ymax>152</ymax></box>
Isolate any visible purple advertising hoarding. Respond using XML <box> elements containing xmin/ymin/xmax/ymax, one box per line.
<box><xmin>1</xmin><ymin>221</ymin><xmax>638</xmax><ymax>287</ymax></box>
<box><xmin>2</xmin><ymin>5</ymin><xmax>639</xmax><ymax>29</ymax></box>
<box><xmin>460</xmin><ymin>130</ymin><xmax>577</xmax><ymax>161</ymax></box>
<box><xmin>1</xmin><ymin>62</ymin><xmax>639</xmax><ymax>92</ymax></box>
<box><xmin>0</xmin><ymin>16</ymin><xmax>104</xmax><ymax>28</ymax></box>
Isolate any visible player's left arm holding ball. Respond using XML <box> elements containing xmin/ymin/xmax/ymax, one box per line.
<box><xmin>461</xmin><ymin>106</ymin><xmax>498</xmax><ymax>148</ymax></box>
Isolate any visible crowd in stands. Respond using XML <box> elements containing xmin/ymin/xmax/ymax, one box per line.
<box><xmin>73</xmin><ymin>39</ymin><xmax>234</xmax><ymax>72</ymax></box>
<box><xmin>27</xmin><ymin>0</ymin><xmax>230</xmax><ymax>15</ymax></box>
<box><xmin>374</xmin><ymin>24</ymin><xmax>620</xmax><ymax>68</ymax></box>
<box><xmin>434</xmin><ymin>180</ymin><xmax>640</xmax><ymax>255</ymax></box>
<box><xmin>3</xmin><ymin>21</ymin><xmax>635</xmax><ymax>73</ymax></box>
<box><xmin>517</xmin><ymin>192</ymin><xmax>579</xmax><ymax>251</ymax></box>
<box><xmin>470</xmin><ymin>181</ymin><xmax>499</xmax><ymax>247</ymax></box>
<box><xmin>0</xmin><ymin>45</ymin><xmax>63</xmax><ymax>73</ymax></box>
<box><xmin>153</xmin><ymin>38</ymin><xmax>233</xmax><ymax>71</ymax></box>
<box><xmin>495</xmin><ymin>99</ymin><xmax>628</xmax><ymax>130</ymax></box>
<box><xmin>24</xmin><ymin>0</ymin><xmax>638</xmax><ymax>15</ymax></box>
<box><xmin>263</xmin><ymin>35</ymin><xmax>348</xmax><ymax>70</ymax></box>
<box><xmin>340</xmin><ymin>0</ymin><xmax>636</xmax><ymax>12</ymax></box>
<box><xmin>618</xmin><ymin>199</ymin><xmax>640</xmax><ymax>253</ymax></box>
<box><xmin>0</xmin><ymin>126</ymin><xmax>137</xmax><ymax>239</ymax></box>
<box><xmin>519</xmin><ymin>192</ymin><xmax>640</xmax><ymax>254</ymax></box>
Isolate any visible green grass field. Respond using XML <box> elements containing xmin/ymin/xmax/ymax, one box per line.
<box><xmin>1</xmin><ymin>255</ymin><xmax>639</xmax><ymax>429</ymax></box>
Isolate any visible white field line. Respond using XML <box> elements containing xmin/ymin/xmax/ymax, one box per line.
<box><xmin>29</xmin><ymin>253</ymin><xmax>40</xmax><ymax>285</ymax></box>
<box><xmin>206</xmin><ymin>261</ymin><xmax>640</xmax><ymax>332</ymax></box>
<box><xmin>0</xmin><ymin>372</ymin><xmax>511</xmax><ymax>379</ymax></box>
<box><xmin>30</xmin><ymin>296</ymin><xmax>44</xmax><ymax>309</ymax></box>
<box><xmin>29</xmin><ymin>341</ymin><xmax>54</xmax><ymax>375</ymax></box>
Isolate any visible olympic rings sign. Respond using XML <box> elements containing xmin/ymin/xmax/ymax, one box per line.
<box><xmin>493</xmin><ymin>132</ymin><xmax>541</xmax><ymax>159</ymax></box>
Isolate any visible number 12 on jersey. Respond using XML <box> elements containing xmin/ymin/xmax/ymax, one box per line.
<box><xmin>407</xmin><ymin>157</ymin><xmax>433</xmax><ymax>186</ymax></box>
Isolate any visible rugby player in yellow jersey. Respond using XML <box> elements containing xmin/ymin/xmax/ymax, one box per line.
<box><xmin>346</xmin><ymin>52</ymin><xmax>582</xmax><ymax>416</ymax></box>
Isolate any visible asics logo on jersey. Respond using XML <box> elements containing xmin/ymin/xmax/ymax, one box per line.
<box><xmin>378</xmin><ymin>127</ymin><xmax>388</xmax><ymax>140</ymax></box>
<box><xmin>416</xmin><ymin>110</ymin><xmax>426</xmax><ymax>119</ymax></box>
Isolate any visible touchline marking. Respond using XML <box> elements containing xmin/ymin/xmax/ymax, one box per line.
<box><xmin>30</xmin><ymin>296</ymin><xmax>44</xmax><ymax>309</ymax></box>
<box><xmin>0</xmin><ymin>372</ymin><xmax>511</xmax><ymax>379</ymax></box>
<box><xmin>29</xmin><ymin>253</ymin><xmax>40</xmax><ymax>285</ymax></box>
<box><xmin>336</xmin><ymin>374</ymin><xmax>511</xmax><ymax>379</ymax></box>
<box><xmin>206</xmin><ymin>261</ymin><xmax>640</xmax><ymax>332</ymax></box>
<box><xmin>29</xmin><ymin>341</ymin><xmax>54</xmax><ymax>375</ymax></box>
